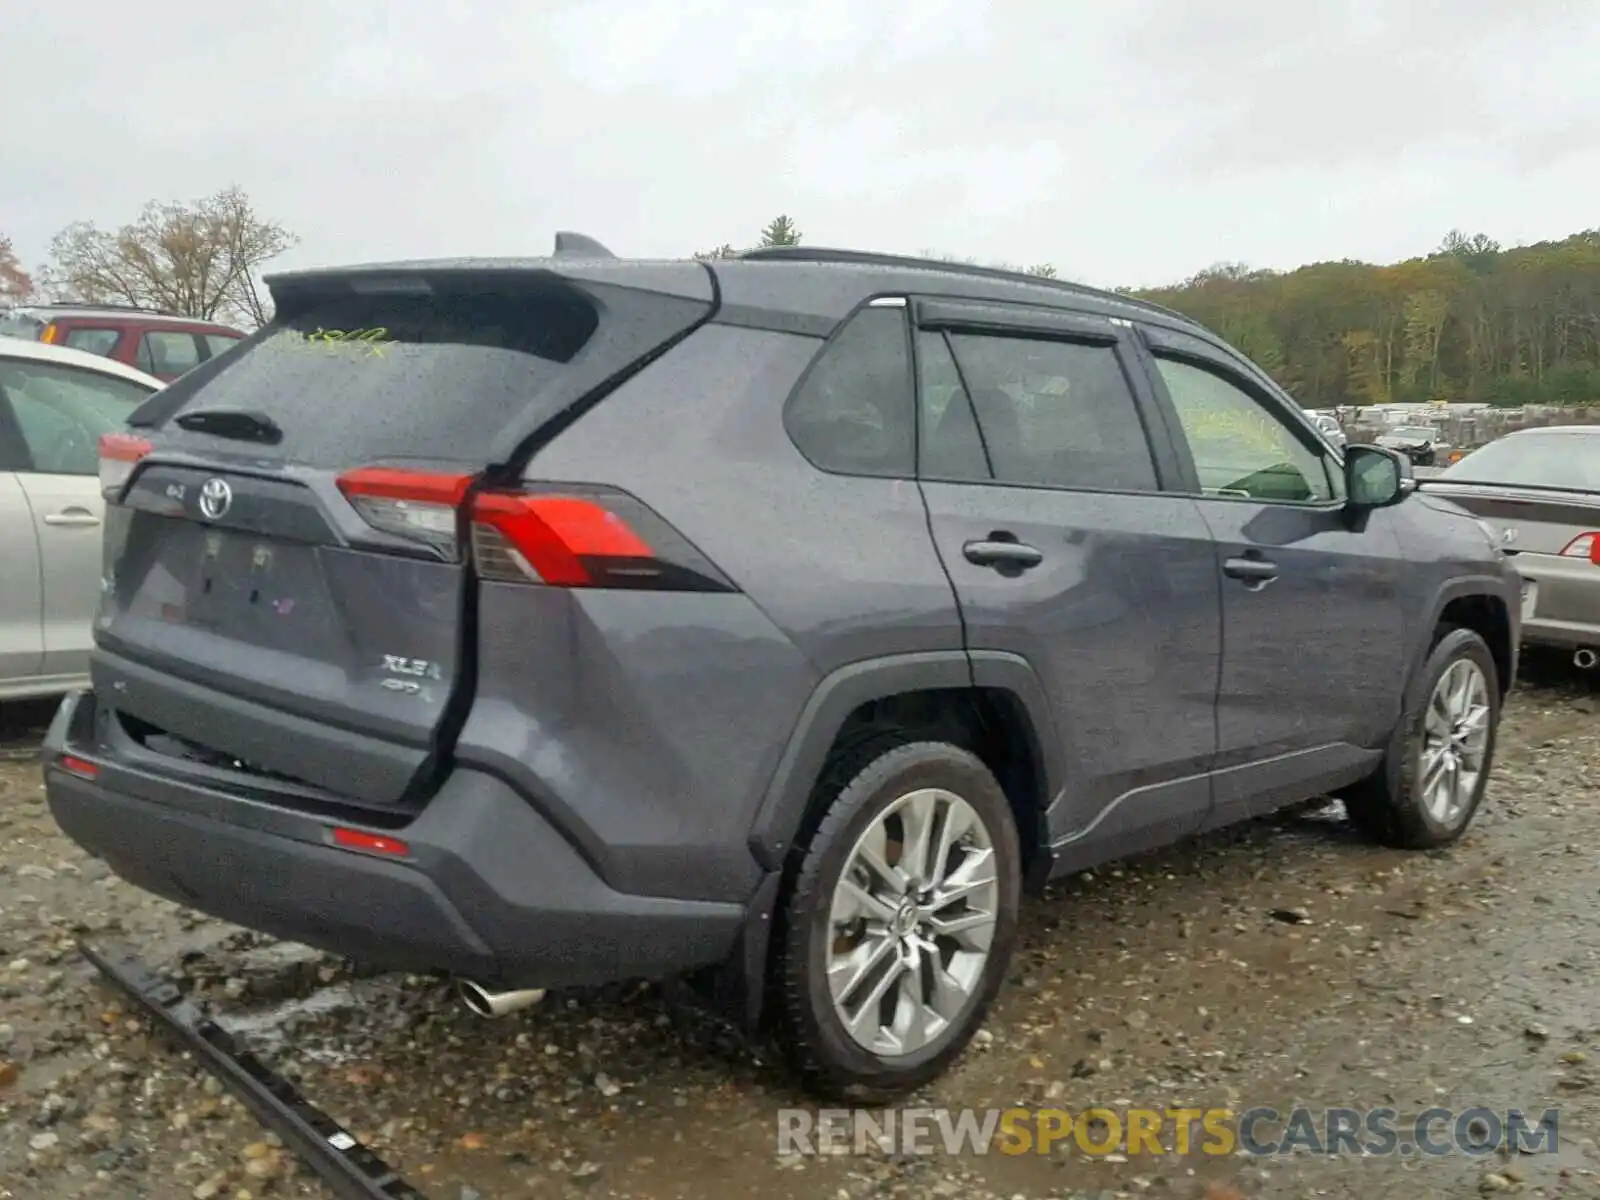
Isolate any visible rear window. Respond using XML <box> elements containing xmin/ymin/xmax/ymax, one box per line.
<box><xmin>0</xmin><ymin>311</ymin><xmax>44</xmax><ymax>340</ymax></box>
<box><xmin>144</xmin><ymin>286</ymin><xmax>602</xmax><ymax>467</ymax></box>
<box><xmin>1441</xmin><ymin>432</ymin><xmax>1600</xmax><ymax>492</ymax></box>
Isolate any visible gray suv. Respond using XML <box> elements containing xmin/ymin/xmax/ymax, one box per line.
<box><xmin>43</xmin><ymin>241</ymin><xmax>1521</xmax><ymax>1099</ymax></box>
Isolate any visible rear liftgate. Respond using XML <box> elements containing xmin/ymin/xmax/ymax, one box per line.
<box><xmin>80</xmin><ymin>941</ymin><xmax>447</xmax><ymax>1200</ymax></box>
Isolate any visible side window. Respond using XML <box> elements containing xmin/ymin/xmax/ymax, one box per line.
<box><xmin>63</xmin><ymin>328</ymin><xmax>121</xmax><ymax>357</ymax></box>
<box><xmin>928</xmin><ymin>332</ymin><xmax>1158</xmax><ymax>492</ymax></box>
<box><xmin>0</xmin><ymin>359</ymin><xmax>153</xmax><ymax>475</ymax></box>
<box><xmin>785</xmin><ymin>306</ymin><xmax>914</xmax><ymax>478</ymax></box>
<box><xmin>203</xmin><ymin>333</ymin><xmax>242</xmax><ymax>360</ymax></box>
<box><xmin>916</xmin><ymin>331</ymin><xmax>990</xmax><ymax>481</ymax></box>
<box><xmin>1153</xmin><ymin>356</ymin><xmax>1334</xmax><ymax>503</ymax></box>
<box><xmin>139</xmin><ymin>331</ymin><xmax>203</xmax><ymax>377</ymax></box>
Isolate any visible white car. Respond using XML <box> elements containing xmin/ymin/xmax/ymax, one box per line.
<box><xmin>0</xmin><ymin>338</ymin><xmax>162</xmax><ymax>700</ymax></box>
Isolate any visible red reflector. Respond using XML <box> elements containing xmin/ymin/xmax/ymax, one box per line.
<box><xmin>471</xmin><ymin>493</ymin><xmax>654</xmax><ymax>586</ymax></box>
<box><xmin>335</xmin><ymin>466</ymin><xmax>473</xmax><ymax>506</ymax></box>
<box><xmin>331</xmin><ymin>827</ymin><xmax>410</xmax><ymax>857</ymax></box>
<box><xmin>59</xmin><ymin>754</ymin><xmax>99</xmax><ymax>780</ymax></box>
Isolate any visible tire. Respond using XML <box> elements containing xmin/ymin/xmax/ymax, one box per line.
<box><xmin>1342</xmin><ymin>626</ymin><xmax>1501</xmax><ymax>849</ymax></box>
<box><xmin>773</xmin><ymin>736</ymin><xmax>1021</xmax><ymax>1101</ymax></box>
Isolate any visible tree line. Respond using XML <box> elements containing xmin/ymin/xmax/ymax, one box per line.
<box><xmin>6</xmin><ymin>194</ymin><xmax>1599</xmax><ymax>408</ymax></box>
<box><xmin>1133</xmin><ymin>230</ymin><xmax>1600</xmax><ymax>409</ymax></box>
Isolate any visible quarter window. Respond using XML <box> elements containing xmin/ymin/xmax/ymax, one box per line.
<box><xmin>1154</xmin><ymin>356</ymin><xmax>1334</xmax><ymax>503</ymax></box>
<box><xmin>785</xmin><ymin>307</ymin><xmax>914</xmax><ymax>478</ymax></box>
<box><xmin>920</xmin><ymin>331</ymin><xmax>1159</xmax><ymax>492</ymax></box>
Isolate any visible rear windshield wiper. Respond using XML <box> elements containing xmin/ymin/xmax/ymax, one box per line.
<box><xmin>173</xmin><ymin>408</ymin><xmax>284</xmax><ymax>445</ymax></box>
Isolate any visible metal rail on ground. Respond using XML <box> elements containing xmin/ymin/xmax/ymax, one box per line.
<box><xmin>79</xmin><ymin>940</ymin><xmax>441</xmax><ymax>1200</ymax></box>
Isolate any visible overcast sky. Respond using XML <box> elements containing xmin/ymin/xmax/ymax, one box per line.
<box><xmin>4</xmin><ymin>0</ymin><xmax>1597</xmax><ymax>290</ymax></box>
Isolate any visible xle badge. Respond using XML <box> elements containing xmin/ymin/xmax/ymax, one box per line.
<box><xmin>379</xmin><ymin>655</ymin><xmax>442</xmax><ymax>698</ymax></box>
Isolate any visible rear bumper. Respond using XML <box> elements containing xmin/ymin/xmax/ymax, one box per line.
<box><xmin>43</xmin><ymin>692</ymin><xmax>747</xmax><ymax>989</ymax></box>
<box><xmin>1513</xmin><ymin>556</ymin><xmax>1600</xmax><ymax>650</ymax></box>
<box><xmin>1521</xmin><ymin>618</ymin><xmax>1600</xmax><ymax>650</ymax></box>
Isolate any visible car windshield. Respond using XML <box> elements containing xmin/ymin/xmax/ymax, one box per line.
<box><xmin>1439</xmin><ymin>430</ymin><xmax>1600</xmax><ymax>492</ymax></box>
<box><xmin>1390</xmin><ymin>426</ymin><xmax>1436</xmax><ymax>439</ymax></box>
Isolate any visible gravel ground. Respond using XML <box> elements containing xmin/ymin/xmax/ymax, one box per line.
<box><xmin>1</xmin><ymin>655</ymin><xmax>1597</xmax><ymax>1200</ymax></box>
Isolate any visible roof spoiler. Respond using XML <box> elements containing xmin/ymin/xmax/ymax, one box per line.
<box><xmin>553</xmin><ymin>232</ymin><xmax>615</xmax><ymax>258</ymax></box>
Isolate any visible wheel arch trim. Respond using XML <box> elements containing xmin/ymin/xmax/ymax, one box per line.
<box><xmin>746</xmin><ymin>649</ymin><xmax>1066</xmax><ymax>871</ymax></box>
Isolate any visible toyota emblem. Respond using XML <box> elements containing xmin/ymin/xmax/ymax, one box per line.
<box><xmin>198</xmin><ymin>477</ymin><xmax>233</xmax><ymax>520</ymax></box>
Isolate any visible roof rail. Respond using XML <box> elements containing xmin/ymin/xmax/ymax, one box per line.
<box><xmin>24</xmin><ymin>301</ymin><xmax>178</xmax><ymax>316</ymax></box>
<box><xmin>736</xmin><ymin>246</ymin><xmax>1190</xmax><ymax>323</ymax></box>
<box><xmin>553</xmin><ymin>232</ymin><xmax>616</xmax><ymax>258</ymax></box>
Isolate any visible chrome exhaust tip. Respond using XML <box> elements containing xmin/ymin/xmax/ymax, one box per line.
<box><xmin>1574</xmin><ymin>647</ymin><xmax>1598</xmax><ymax>670</ymax></box>
<box><xmin>456</xmin><ymin>979</ymin><xmax>547</xmax><ymax>1018</ymax></box>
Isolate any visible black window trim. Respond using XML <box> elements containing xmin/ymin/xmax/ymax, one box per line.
<box><xmin>907</xmin><ymin>294</ymin><xmax>1182</xmax><ymax>498</ymax></box>
<box><xmin>780</xmin><ymin>294</ymin><xmax>917</xmax><ymax>482</ymax></box>
<box><xmin>1136</xmin><ymin>328</ymin><xmax>1344</xmax><ymax>510</ymax></box>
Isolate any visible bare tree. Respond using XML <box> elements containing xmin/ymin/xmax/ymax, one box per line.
<box><xmin>0</xmin><ymin>235</ymin><xmax>35</xmax><ymax>304</ymax></box>
<box><xmin>44</xmin><ymin>186</ymin><xmax>295</xmax><ymax>327</ymax></box>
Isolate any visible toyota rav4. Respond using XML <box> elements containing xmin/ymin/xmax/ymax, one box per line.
<box><xmin>43</xmin><ymin>239</ymin><xmax>1520</xmax><ymax>1099</ymax></box>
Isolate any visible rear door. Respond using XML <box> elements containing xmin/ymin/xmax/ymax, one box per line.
<box><xmin>912</xmin><ymin>298</ymin><xmax>1222</xmax><ymax>861</ymax></box>
<box><xmin>0</xmin><ymin>355</ymin><xmax>155</xmax><ymax>680</ymax></box>
<box><xmin>1136</xmin><ymin>324</ymin><xmax>1406</xmax><ymax>822</ymax></box>
<box><xmin>98</xmin><ymin>263</ymin><xmax>712</xmax><ymax>809</ymax></box>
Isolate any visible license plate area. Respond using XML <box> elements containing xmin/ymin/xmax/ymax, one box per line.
<box><xmin>173</xmin><ymin>527</ymin><xmax>342</xmax><ymax>655</ymax></box>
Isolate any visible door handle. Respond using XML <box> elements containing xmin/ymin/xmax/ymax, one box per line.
<box><xmin>1223</xmin><ymin>555</ymin><xmax>1278</xmax><ymax>583</ymax></box>
<box><xmin>44</xmin><ymin>507</ymin><xmax>102</xmax><ymax>528</ymax></box>
<box><xmin>963</xmin><ymin>539</ymin><xmax>1044</xmax><ymax>570</ymax></box>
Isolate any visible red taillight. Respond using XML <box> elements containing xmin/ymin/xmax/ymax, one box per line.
<box><xmin>472</xmin><ymin>486</ymin><xmax>733</xmax><ymax>591</ymax></box>
<box><xmin>471</xmin><ymin>492</ymin><xmax>652</xmax><ymax>586</ymax></box>
<box><xmin>335</xmin><ymin>466</ymin><xmax>733</xmax><ymax>591</ymax></box>
<box><xmin>331</xmin><ymin>827</ymin><xmax>410</xmax><ymax>857</ymax></box>
<box><xmin>99</xmin><ymin>432</ymin><xmax>153</xmax><ymax>499</ymax></box>
<box><xmin>336</xmin><ymin>466</ymin><xmax>474</xmax><ymax>554</ymax></box>
<box><xmin>58</xmin><ymin>754</ymin><xmax>99</xmax><ymax>780</ymax></box>
<box><xmin>1559</xmin><ymin>532</ymin><xmax>1600</xmax><ymax>565</ymax></box>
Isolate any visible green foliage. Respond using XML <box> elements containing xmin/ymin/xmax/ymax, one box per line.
<box><xmin>693</xmin><ymin>216</ymin><xmax>802</xmax><ymax>261</ymax></box>
<box><xmin>759</xmin><ymin>215</ymin><xmax>802</xmax><ymax>247</ymax></box>
<box><xmin>1137</xmin><ymin>230</ymin><xmax>1600</xmax><ymax>408</ymax></box>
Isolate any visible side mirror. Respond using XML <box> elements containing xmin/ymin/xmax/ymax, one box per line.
<box><xmin>1345</xmin><ymin>444</ymin><xmax>1411</xmax><ymax>509</ymax></box>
